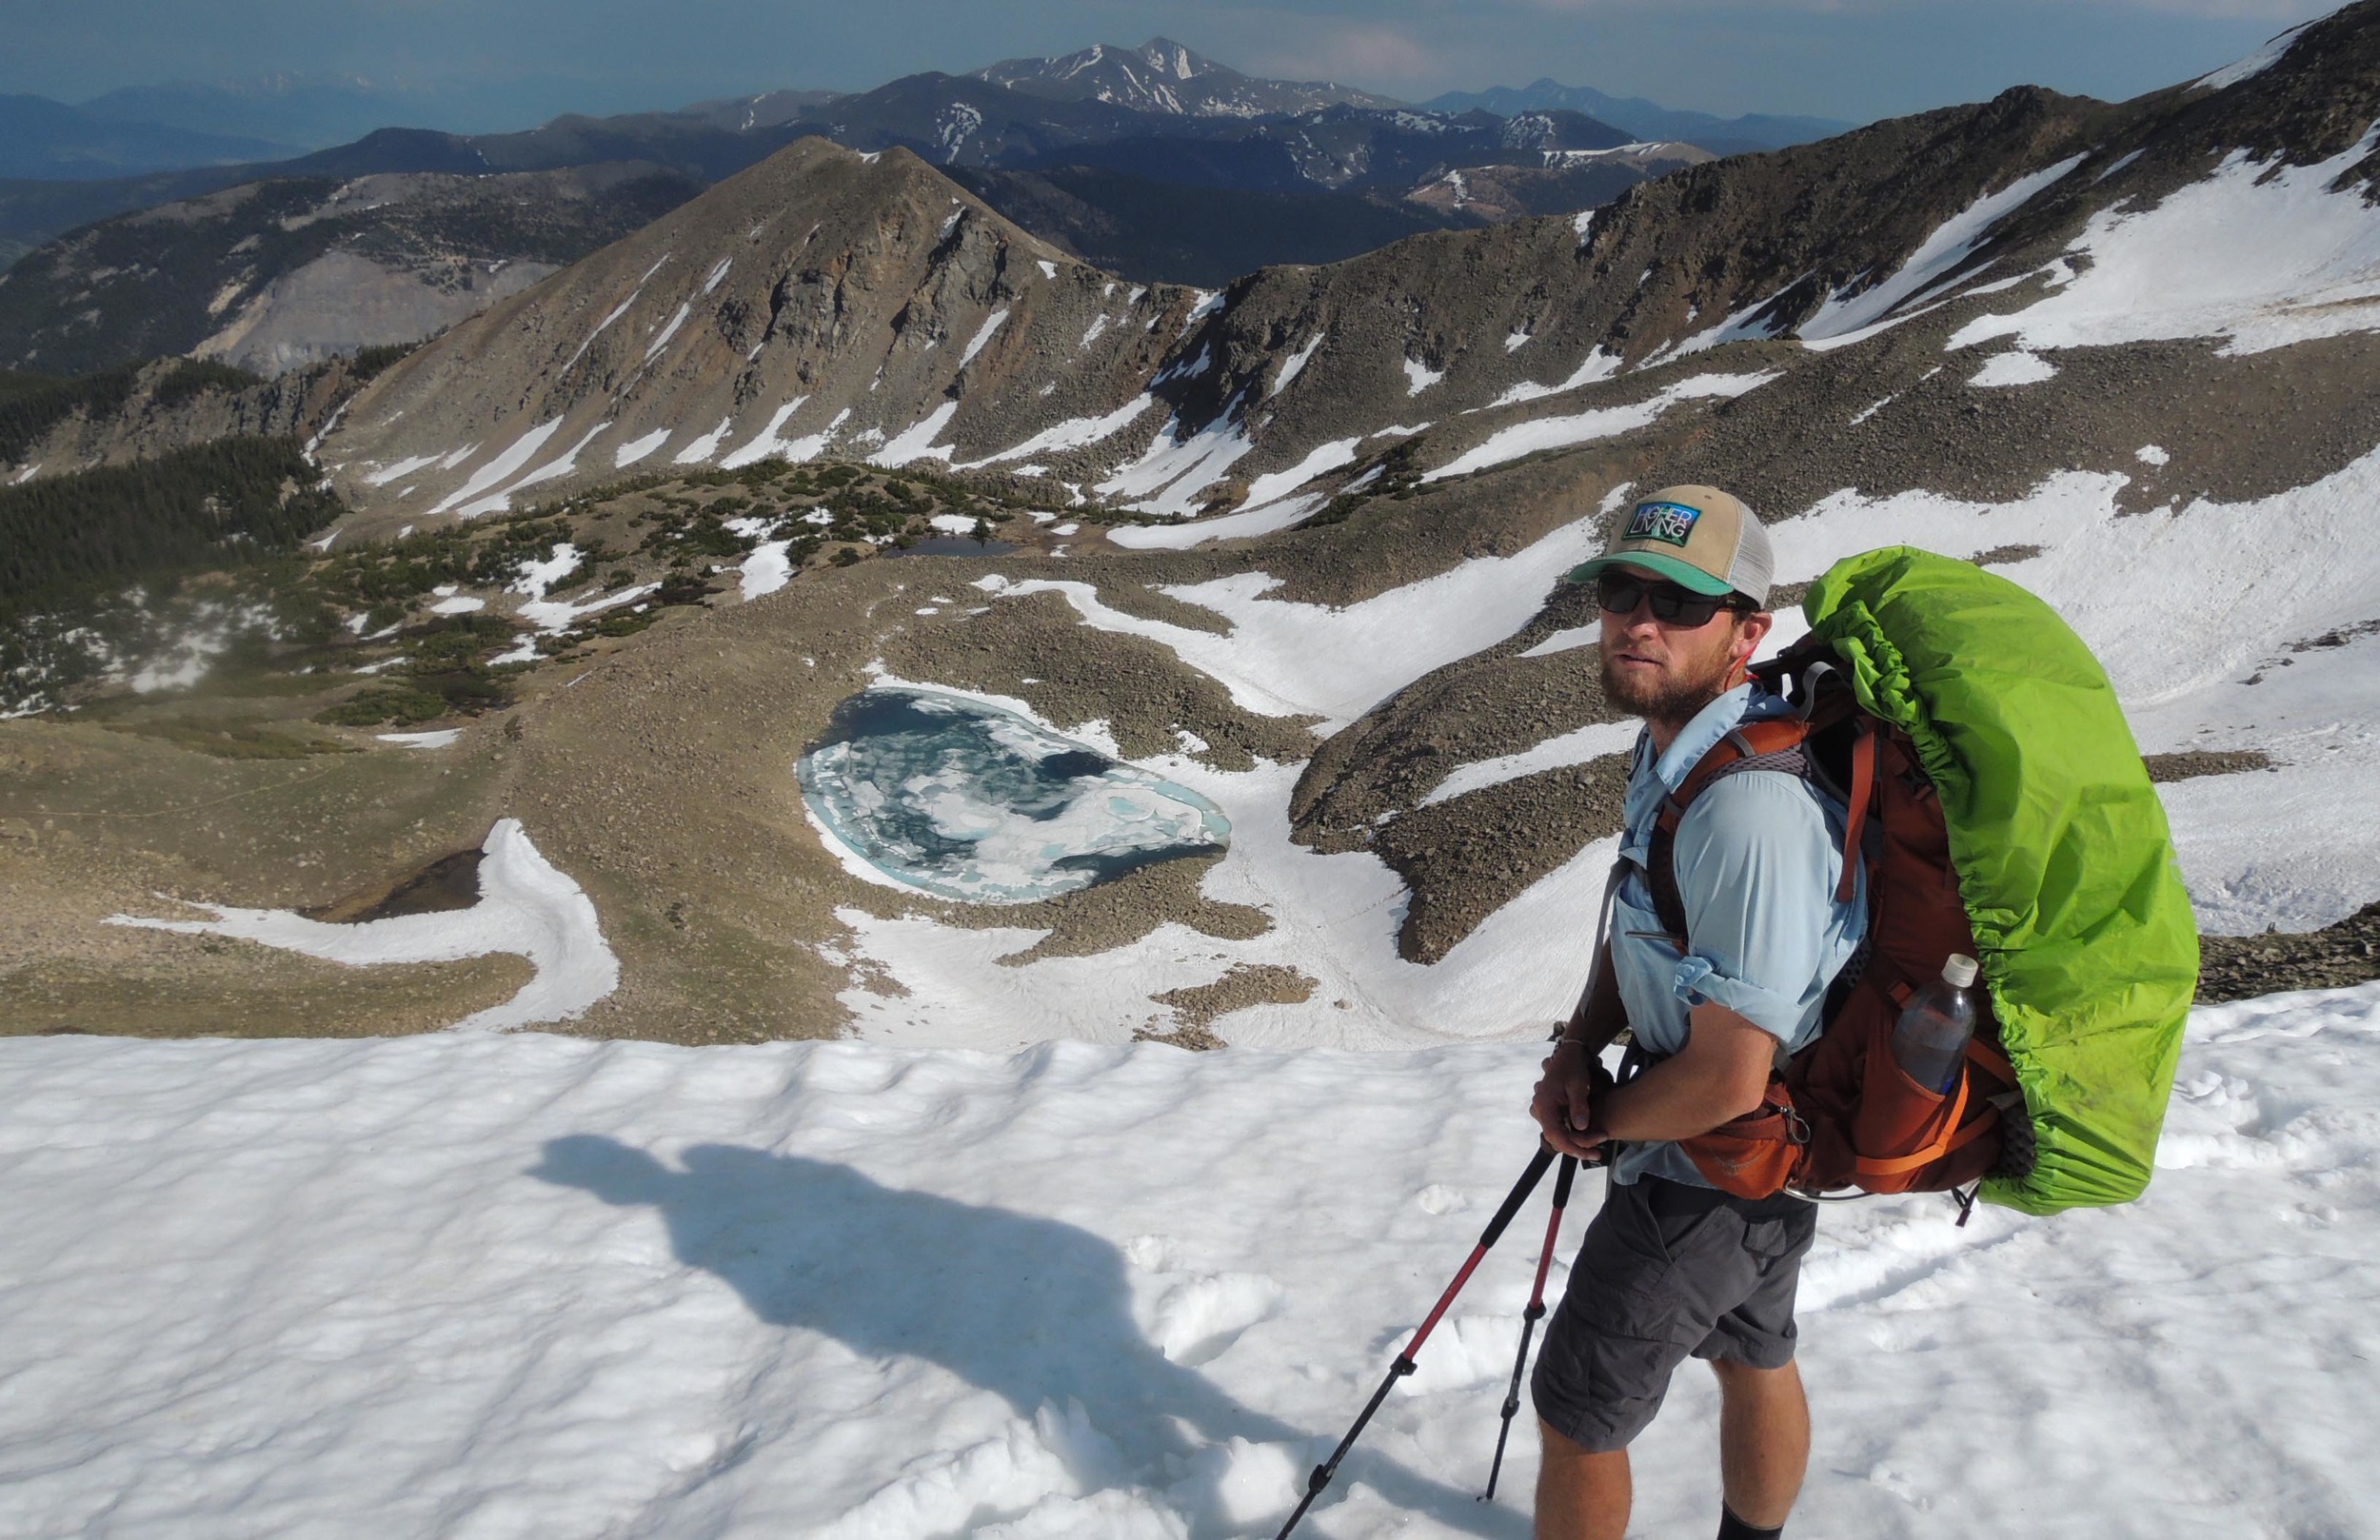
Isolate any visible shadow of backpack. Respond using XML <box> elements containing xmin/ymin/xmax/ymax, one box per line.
<box><xmin>1655</xmin><ymin>546</ymin><xmax>2200</xmax><ymax>1217</ymax></box>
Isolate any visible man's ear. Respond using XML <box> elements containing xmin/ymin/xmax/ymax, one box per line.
<box><xmin>1732</xmin><ymin>610</ymin><xmax>1774</xmax><ymax>663</ymax></box>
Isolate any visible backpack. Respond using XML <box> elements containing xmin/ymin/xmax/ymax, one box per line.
<box><xmin>1634</xmin><ymin>546</ymin><xmax>2198</xmax><ymax>1217</ymax></box>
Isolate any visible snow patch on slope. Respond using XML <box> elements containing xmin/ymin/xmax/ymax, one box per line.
<box><xmin>106</xmin><ymin>819</ymin><xmax>617</xmax><ymax>1031</ymax></box>
<box><xmin>1424</xmin><ymin>372</ymin><xmax>1775</xmax><ymax>483</ymax></box>
<box><xmin>1800</xmin><ymin>155</ymin><xmax>2088</xmax><ymax>344</ymax></box>
<box><xmin>1948</xmin><ymin>128</ymin><xmax>2380</xmax><ymax>357</ymax></box>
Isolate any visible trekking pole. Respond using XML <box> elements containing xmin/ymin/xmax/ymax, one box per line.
<box><xmin>1275</xmin><ymin>1143</ymin><xmax>1557</xmax><ymax>1540</ymax></box>
<box><xmin>1479</xmin><ymin>1152</ymin><xmax>1578</xmax><ymax>1501</ymax></box>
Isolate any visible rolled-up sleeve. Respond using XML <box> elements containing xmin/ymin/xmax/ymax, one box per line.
<box><xmin>1667</xmin><ymin>772</ymin><xmax>1846</xmax><ymax>1043</ymax></box>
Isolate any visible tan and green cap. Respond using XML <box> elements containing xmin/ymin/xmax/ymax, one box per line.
<box><xmin>1566</xmin><ymin>484</ymin><xmax>1774</xmax><ymax>606</ymax></box>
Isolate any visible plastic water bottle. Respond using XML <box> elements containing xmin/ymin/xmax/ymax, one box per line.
<box><xmin>1892</xmin><ymin>954</ymin><xmax>1979</xmax><ymax>1094</ymax></box>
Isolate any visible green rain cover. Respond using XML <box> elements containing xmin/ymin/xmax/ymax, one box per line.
<box><xmin>1804</xmin><ymin>547</ymin><xmax>2199</xmax><ymax>1214</ymax></box>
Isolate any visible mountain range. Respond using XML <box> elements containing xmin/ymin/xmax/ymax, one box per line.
<box><xmin>0</xmin><ymin>45</ymin><xmax>1722</xmax><ymax>371</ymax></box>
<box><xmin>1424</xmin><ymin>80</ymin><xmax>1854</xmax><ymax>156</ymax></box>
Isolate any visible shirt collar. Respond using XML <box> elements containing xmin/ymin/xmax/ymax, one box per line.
<box><xmin>1649</xmin><ymin>682</ymin><xmax>1759</xmax><ymax>792</ymax></box>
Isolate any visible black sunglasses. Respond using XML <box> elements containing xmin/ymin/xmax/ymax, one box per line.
<box><xmin>1595</xmin><ymin>572</ymin><xmax>1753</xmax><ymax>627</ymax></box>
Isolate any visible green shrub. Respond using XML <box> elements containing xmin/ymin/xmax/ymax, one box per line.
<box><xmin>317</xmin><ymin>685</ymin><xmax>446</xmax><ymax>726</ymax></box>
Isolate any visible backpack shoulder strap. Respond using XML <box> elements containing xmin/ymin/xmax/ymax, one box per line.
<box><xmin>1644</xmin><ymin>716</ymin><xmax>1817</xmax><ymax>943</ymax></box>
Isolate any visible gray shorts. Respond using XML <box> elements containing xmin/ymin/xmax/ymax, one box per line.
<box><xmin>1530</xmin><ymin>1174</ymin><xmax>1818</xmax><ymax>1452</ymax></box>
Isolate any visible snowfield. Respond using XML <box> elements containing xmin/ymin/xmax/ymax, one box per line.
<box><xmin>0</xmin><ymin>981</ymin><xmax>2372</xmax><ymax>1538</ymax></box>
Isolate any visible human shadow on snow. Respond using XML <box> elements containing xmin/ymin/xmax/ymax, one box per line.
<box><xmin>532</xmin><ymin>1136</ymin><xmax>1524</xmax><ymax>1537</ymax></box>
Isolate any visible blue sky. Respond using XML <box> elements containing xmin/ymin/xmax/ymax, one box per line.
<box><xmin>1</xmin><ymin>0</ymin><xmax>2337</xmax><ymax>131</ymax></box>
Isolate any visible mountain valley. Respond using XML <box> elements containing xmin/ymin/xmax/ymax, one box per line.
<box><xmin>4</xmin><ymin>5</ymin><xmax>2378</xmax><ymax>1049</ymax></box>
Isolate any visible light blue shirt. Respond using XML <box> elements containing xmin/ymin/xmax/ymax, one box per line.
<box><xmin>1604</xmin><ymin>683</ymin><xmax>1868</xmax><ymax>1187</ymax></box>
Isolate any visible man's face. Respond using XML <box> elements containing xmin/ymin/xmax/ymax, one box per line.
<box><xmin>1597</xmin><ymin>564</ymin><xmax>1767</xmax><ymax>724</ymax></box>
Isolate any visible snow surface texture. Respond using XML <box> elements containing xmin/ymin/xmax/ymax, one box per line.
<box><xmin>1950</xmin><ymin>128</ymin><xmax>2380</xmax><ymax>357</ymax></box>
<box><xmin>1</xmin><ymin>982</ymin><xmax>2374</xmax><ymax>1537</ymax></box>
<box><xmin>106</xmin><ymin>819</ymin><xmax>619</xmax><ymax>1032</ymax></box>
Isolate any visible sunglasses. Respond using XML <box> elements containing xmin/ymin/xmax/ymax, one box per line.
<box><xmin>1595</xmin><ymin>572</ymin><xmax>1753</xmax><ymax>627</ymax></box>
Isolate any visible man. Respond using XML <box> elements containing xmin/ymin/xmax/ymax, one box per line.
<box><xmin>1526</xmin><ymin>485</ymin><xmax>1866</xmax><ymax>1540</ymax></box>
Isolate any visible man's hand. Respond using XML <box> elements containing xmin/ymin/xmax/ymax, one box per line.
<box><xmin>1531</xmin><ymin>1039</ymin><xmax>1611</xmax><ymax>1161</ymax></box>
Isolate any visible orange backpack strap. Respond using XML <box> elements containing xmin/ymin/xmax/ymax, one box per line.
<box><xmin>1835</xmin><ymin>723</ymin><xmax>1878</xmax><ymax>903</ymax></box>
<box><xmin>1644</xmin><ymin>716</ymin><xmax>1817</xmax><ymax>943</ymax></box>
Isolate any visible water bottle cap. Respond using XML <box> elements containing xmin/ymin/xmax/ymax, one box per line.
<box><xmin>1942</xmin><ymin>954</ymin><xmax>1979</xmax><ymax>988</ymax></box>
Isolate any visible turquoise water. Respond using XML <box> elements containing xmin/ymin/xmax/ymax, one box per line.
<box><xmin>798</xmin><ymin>688</ymin><xmax>1229</xmax><ymax>903</ymax></box>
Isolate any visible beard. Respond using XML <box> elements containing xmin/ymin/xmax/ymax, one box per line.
<box><xmin>1599</xmin><ymin>631</ymin><xmax>1742</xmax><ymax>728</ymax></box>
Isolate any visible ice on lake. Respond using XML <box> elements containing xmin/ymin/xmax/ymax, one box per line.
<box><xmin>798</xmin><ymin>688</ymin><xmax>1229</xmax><ymax>903</ymax></box>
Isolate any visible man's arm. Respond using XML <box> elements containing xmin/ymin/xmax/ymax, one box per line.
<box><xmin>1552</xmin><ymin>772</ymin><xmax>1844</xmax><ymax>1152</ymax></box>
<box><xmin>1580</xmin><ymin>1001</ymin><xmax>1774</xmax><ymax>1143</ymax></box>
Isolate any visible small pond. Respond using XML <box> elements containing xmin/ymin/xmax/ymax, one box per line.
<box><xmin>798</xmin><ymin>688</ymin><xmax>1229</xmax><ymax>903</ymax></box>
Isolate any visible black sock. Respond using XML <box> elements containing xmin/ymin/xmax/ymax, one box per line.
<box><xmin>1717</xmin><ymin>1507</ymin><xmax>1783</xmax><ymax>1540</ymax></box>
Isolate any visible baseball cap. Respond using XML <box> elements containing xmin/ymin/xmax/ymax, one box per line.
<box><xmin>1566</xmin><ymin>484</ymin><xmax>1775</xmax><ymax>606</ymax></box>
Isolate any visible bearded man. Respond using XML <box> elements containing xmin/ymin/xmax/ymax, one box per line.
<box><xmin>1526</xmin><ymin>486</ymin><xmax>1866</xmax><ymax>1540</ymax></box>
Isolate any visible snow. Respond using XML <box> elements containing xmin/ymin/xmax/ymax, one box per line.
<box><xmin>672</xmin><ymin>417</ymin><xmax>735</xmax><ymax>465</ymax></box>
<box><xmin>1097</xmin><ymin>403</ymin><xmax>1257</xmax><ymax>518</ymax></box>
<box><xmin>1418</xmin><ymin>721</ymin><xmax>1639</xmax><ymax>807</ymax></box>
<box><xmin>740</xmin><ymin>543</ymin><xmax>794</xmax><ymax>601</ymax></box>
<box><xmin>1946</xmin><ymin>128</ymin><xmax>2380</xmax><ymax>357</ymax></box>
<box><xmin>1038</xmin><ymin>259</ymin><xmax>1059</xmax><ymax>280</ymax></box>
<box><xmin>565</xmin><ymin>289</ymin><xmax>645</xmax><ymax>372</ymax></box>
<box><xmin>519</xmin><ymin>584</ymin><xmax>658</xmax><ymax>635</ymax></box>
<box><xmin>1402</xmin><ymin>357</ymin><xmax>1444</xmax><ymax>396</ymax></box>
<box><xmin>495</xmin><ymin>420</ymin><xmax>613</xmax><ymax>505</ymax></box>
<box><xmin>377</xmin><ymin>729</ymin><xmax>461</xmax><ymax>749</ymax></box>
<box><xmin>364</xmin><ymin>453</ymin><xmax>441</xmax><ymax>487</ymax></box>
<box><xmin>960</xmin><ymin>308</ymin><xmax>1011</xmax><ymax>370</ymax></box>
<box><xmin>1180</xmin><ymin>290</ymin><xmax>1225</xmax><ymax>335</ymax></box>
<box><xmin>427</xmin><ymin>595</ymin><xmax>485</xmax><ymax>615</ymax></box>
<box><xmin>2194</xmin><ymin>17</ymin><xmax>2314</xmax><ymax>90</ymax></box>
<box><xmin>1676</xmin><ymin>294</ymin><xmax>1787</xmax><ymax>356</ymax></box>
<box><xmin>1968</xmin><ymin>350</ymin><xmax>2058</xmax><ymax>387</ymax></box>
<box><xmin>930</xmin><ymin>513</ymin><xmax>983</xmax><ymax>535</ymax></box>
<box><xmin>427</xmin><ymin>418</ymin><xmax>564</xmax><ymax>517</ymax></box>
<box><xmin>871</xmin><ymin>402</ymin><xmax>962</xmax><ymax>467</ymax></box>
<box><xmin>1485</xmin><ymin>348</ymin><xmax>1622</xmax><ymax>409</ymax></box>
<box><xmin>1422</xmin><ymin>372</ymin><xmax>1776</xmax><ymax>484</ymax></box>
<box><xmin>510</xmin><ymin>543</ymin><xmax>583</xmax><ymax>602</ymax></box>
<box><xmin>704</xmin><ymin>256</ymin><xmax>733</xmax><ymax>294</ymax></box>
<box><xmin>3</xmin><ymin>982</ymin><xmax>2378</xmax><ymax>1536</ymax></box>
<box><xmin>1799</xmin><ymin>155</ymin><xmax>2089</xmax><ymax>344</ymax></box>
<box><xmin>1107</xmin><ymin>493</ymin><xmax>1328</xmax><ymax>551</ymax></box>
<box><xmin>2137</xmin><ymin>444</ymin><xmax>2171</xmax><ymax>466</ymax></box>
<box><xmin>722</xmin><ymin>398</ymin><xmax>829</xmax><ymax>469</ymax></box>
<box><xmin>1503</xmin><ymin>328</ymin><xmax>1531</xmax><ymax>353</ymax></box>
<box><xmin>105</xmin><ymin>819</ymin><xmax>617</xmax><ymax>1032</ymax></box>
<box><xmin>644</xmin><ymin>302</ymin><xmax>692</xmax><ymax>363</ymax></box>
<box><xmin>961</xmin><ymin>395</ymin><xmax>1156</xmax><ymax>468</ymax></box>
<box><xmin>1270</xmin><ymin>333</ymin><xmax>1324</xmax><ymax>398</ymax></box>
<box><xmin>1518</xmin><ymin>624</ymin><xmax>1597</xmax><ymax>660</ymax></box>
<box><xmin>1239</xmin><ymin>437</ymin><xmax>1359</xmax><ymax>509</ymax></box>
<box><xmin>982</xmin><ymin>508</ymin><xmax>1607</xmax><ymax>727</ymax></box>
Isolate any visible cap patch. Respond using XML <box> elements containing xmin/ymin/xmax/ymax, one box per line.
<box><xmin>1625</xmin><ymin>500</ymin><xmax>1702</xmax><ymax>547</ymax></box>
